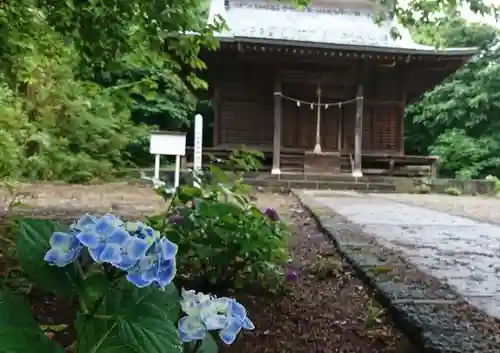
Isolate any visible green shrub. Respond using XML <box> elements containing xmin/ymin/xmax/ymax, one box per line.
<box><xmin>485</xmin><ymin>174</ymin><xmax>500</xmax><ymax>193</ymax></box>
<box><xmin>413</xmin><ymin>183</ymin><xmax>431</xmax><ymax>194</ymax></box>
<box><xmin>444</xmin><ymin>187</ymin><xmax>462</xmax><ymax>196</ymax></box>
<box><xmin>146</xmin><ymin>152</ymin><xmax>290</xmax><ymax>294</ymax></box>
<box><xmin>162</xmin><ymin>196</ymin><xmax>288</xmax><ymax>293</ymax></box>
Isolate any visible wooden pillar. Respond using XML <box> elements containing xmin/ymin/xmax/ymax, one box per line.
<box><xmin>213</xmin><ymin>88</ymin><xmax>220</xmax><ymax>146</ymax></box>
<box><xmin>211</xmin><ymin>62</ymin><xmax>221</xmax><ymax>147</ymax></box>
<box><xmin>399</xmin><ymin>64</ymin><xmax>407</xmax><ymax>155</ymax></box>
<box><xmin>430</xmin><ymin>158</ymin><xmax>438</xmax><ymax>179</ymax></box>
<box><xmin>312</xmin><ymin>84</ymin><xmax>322</xmax><ymax>154</ymax></box>
<box><xmin>353</xmin><ymin>84</ymin><xmax>364</xmax><ymax>177</ymax></box>
<box><xmin>271</xmin><ymin>71</ymin><xmax>282</xmax><ymax>175</ymax></box>
<box><xmin>337</xmin><ymin>111</ymin><xmax>343</xmax><ymax>151</ymax></box>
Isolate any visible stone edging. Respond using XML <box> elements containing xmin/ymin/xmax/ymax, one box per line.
<box><xmin>292</xmin><ymin>189</ymin><xmax>500</xmax><ymax>353</ymax></box>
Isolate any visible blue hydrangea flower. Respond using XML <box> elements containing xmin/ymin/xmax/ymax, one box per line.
<box><xmin>126</xmin><ymin>236</ymin><xmax>178</xmax><ymax>289</ymax></box>
<box><xmin>44</xmin><ymin>213</ymin><xmax>179</xmax><ymax>290</ymax></box>
<box><xmin>124</xmin><ymin>221</ymin><xmax>145</xmax><ymax>235</ymax></box>
<box><xmin>70</xmin><ymin>214</ymin><xmax>99</xmax><ymax>232</ymax></box>
<box><xmin>178</xmin><ymin>289</ymin><xmax>229</xmax><ymax>342</ymax></box>
<box><xmin>177</xmin><ymin>289</ymin><xmax>256</xmax><ymax>345</ymax></box>
<box><xmin>201</xmin><ymin>298</ymin><xmax>230</xmax><ymax>331</ymax></box>
<box><xmin>130</xmin><ymin>222</ymin><xmax>159</xmax><ymax>242</ymax></box>
<box><xmin>178</xmin><ymin>315</ymin><xmax>207</xmax><ymax>342</ymax></box>
<box><xmin>101</xmin><ymin>233</ymin><xmax>151</xmax><ymax>270</ymax></box>
<box><xmin>44</xmin><ymin>231</ymin><xmax>83</xmax><ymax>267</ymax></box>
<box><xmin>219</xmin><ymin>299</ymin><xmax>255</xmax><ymax>345</ymax></box>
<box><xmin>77</xmin><ymin>215</ymin><xmax>146</xmax><ymax>270</ymax></box>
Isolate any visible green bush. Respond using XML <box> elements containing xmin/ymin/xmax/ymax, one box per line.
<box><xmin>146</xmin><ymin>155</ymin><xmax>290</xmax><ymax>294</ymax></box>
<box><xmin>444</xmin><ymin>187</ymin><xmax>462</xmax><ymax>196</ymax></box>
<box><xmin>485</xmin><ymin>174</ymin><xmax>500</xmax><ymax>193</ymax></box>
<box><xmin>164</xmin><ymin>196</ymin><xmax>288</xmax><ymax>293</ymax></box>
<box><xmin>413</xmin><ymin>183</ymin><xmax>431</xmax><ymax>194</ymax></box>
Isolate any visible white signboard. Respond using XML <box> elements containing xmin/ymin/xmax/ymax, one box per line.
<box><xmin>149</xmin><ymin>131</ymin><xmax>186</xmax><ymax>187</ymax></box>
<box><xmin>149</xmin><ymin>131</ymin><xmax>186</xmax><ymax>156</ymax></box>
<box><xmin>193</xmin><ymin>114</ymin><xmax>203</xmax><ymax>171</ymax></box>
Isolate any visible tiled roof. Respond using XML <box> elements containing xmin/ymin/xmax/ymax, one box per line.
<box><xmin>207</xmin><ymin>0</ymin><xmax>477</xmax><ymax>55</ymax></box>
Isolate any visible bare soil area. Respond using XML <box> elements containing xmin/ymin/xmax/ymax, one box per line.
<box><xmin>0</xmin><ymin>182</ymin><xmax>165</xmax><ymax>219</ymax></box>
<box><xmin>226</xmin><ymin>192</ymin><xmax>415</xmax><ymax>353</ymax></box>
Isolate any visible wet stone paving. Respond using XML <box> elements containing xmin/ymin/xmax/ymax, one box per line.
<box><xmin>313</xmin><ymin>192</ymin><xmax>500</xmax><ymax>319</ymax></box>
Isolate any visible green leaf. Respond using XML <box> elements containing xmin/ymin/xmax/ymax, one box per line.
<box><xmin>208</xmin><ymin>165</ymin><xmax>229</xmax><ymax>184</ymax></box>
<box><xmin>0</xmin><ymin>289</ymin><xmax>65</xmax><ymax>353</ymax></box>
<box><xmin>177</xmin><ymin>186</ymin><xmax>203</xmax><ymax>204</ymax></box>
<box><xmin>81</xmin><ymin>273</ymin><xmax>110</xmax><ymax>308</ymax></box>
<box><xmin>15</xmin><ymin>218</ymin><xmax>83</xmax><ymax>298</ymax></box>
<box><xmin>76</xmin><ymin>280</ymin><xmax>182</xmax><ymax>353</ymax></box>
<box><xmin>195</xmin><ymin>334</ymin><xmax>219</xmax><ymax>353</ymax></box>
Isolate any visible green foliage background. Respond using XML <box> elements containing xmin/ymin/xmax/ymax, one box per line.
<box><xmin>407</xmin><ymin>14</ymin><xmax>500</xmax><ymax>179</ymax></box>
<box><xmin>0</xmin><ymin>0</ymin><xmax>221</xmax><ymax>183</ymax></box>
<box><xmin>0</xmin><ymin>0</ymin><xmax>498</xmax><ymax>183</ymax></box>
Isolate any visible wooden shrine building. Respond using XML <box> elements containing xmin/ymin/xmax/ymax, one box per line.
<box><xmin>199</xmin><ymin>0</ymin><xmax>477</xmax><ymax>176</ymax></box>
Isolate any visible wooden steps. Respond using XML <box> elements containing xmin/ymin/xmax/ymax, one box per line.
<box><xmin>280</xmin><ymin>151</ymin><xmax>304</xmax><ymax>173</ymax></box>
<box><xmin>182</xmin><ymin>146</ymin><xmax>437</xmax><ymax>178</ymax></box>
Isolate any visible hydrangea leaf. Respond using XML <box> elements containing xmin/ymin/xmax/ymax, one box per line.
<box><xmin>80</xmin><ymin>273</ymin><xmax>110</xmax><ymax>308</ymax></box>
<box><xmin>14</xmin><ymin>218</ymin><xmax>83</xmax><ymax>298</ymax></box>
<box><xmin>0</xmin><ymin>289</ymin><xmax>65</xmax><ymax>353</ymax></box>
<box><xmin>194</xmin><ymin>333</ymin><xmax>218</xmax><ymax>353</ymax></box>
<box><xmin>76</xmin><ymin>280</ymin><xmax>181</xmax><ymax>353</ymax></box>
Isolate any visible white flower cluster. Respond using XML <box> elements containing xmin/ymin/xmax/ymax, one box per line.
<box><xmin>178</xmin><ymin>289</ymin><xmax>254</xmax><ymax>345</ymax></box>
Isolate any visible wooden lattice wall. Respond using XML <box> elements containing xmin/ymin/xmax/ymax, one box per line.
<box><xmin>217</xmin><ymin>63</ymin><xmax>274</xmax><ymax>146</ymax></box>
<box><xmin>212</xmin><ymin>58</ymin><xmax>405</xmax><ymax>154</ymax></box>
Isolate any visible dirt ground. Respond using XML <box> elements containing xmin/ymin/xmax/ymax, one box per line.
<box><xmin>227</xmin><ymin>192</ymin><xmax>414</xmax><ymax>353</ymax></box>
<box><xmin>1</xmin><ymin>184</ymin><xmax>415</xmax><ymax>352</ymax></box>
<box><xmin>0</xmin><ymin>182</ymin><xmax>166</xmax><ymax>219</ymax></box>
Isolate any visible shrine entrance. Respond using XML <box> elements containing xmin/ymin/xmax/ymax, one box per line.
<box><xmin>280</xmin><ymin>83</ymin><xmax>358</xmax><ymax>154</ymax></box>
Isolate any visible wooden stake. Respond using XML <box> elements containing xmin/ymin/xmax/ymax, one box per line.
<box><xmin>353</xmin><ymin>84</ymin><xmax>364</xmax><ymax>177</ymax></box>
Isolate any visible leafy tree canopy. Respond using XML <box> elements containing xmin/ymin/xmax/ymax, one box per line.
<box><xmin>0</xmin><ymin>0</ymin><xmax>223</xmax><ymax>181</ymax></box>
<box><xmin>406</xmin><ymin>14</ymin><xmax>500</xmax><ymax>179</ymax></box>
<box><xmin>0</xmin><ymin>0</ymin><xmax>498</xmax><ymax>182</ymax></box>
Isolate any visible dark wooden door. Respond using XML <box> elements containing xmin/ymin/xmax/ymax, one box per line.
<box><xmin>282</xmin><ymin>101</ymin><xmax>343</xmax><ymax>151</ymax></box>
<box><xmin>282</xmin><ymin>100</ymin><xmax>316</xmax><ymax>149</ymax></box>
<box><xmin>320</xmin><ymin>106</ymin><xmax>340</xmax><ymax>151</ymax></box>
<box><xmin>342</xmin><ymin>104</ymin><xmax>355</xmax><ymax>151</ymax></box>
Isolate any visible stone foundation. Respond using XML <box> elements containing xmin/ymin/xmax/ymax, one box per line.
<box><xmin>303</xmin><ymin>151</ymin><xmax>340</xmax><ymax>174</ymax></box>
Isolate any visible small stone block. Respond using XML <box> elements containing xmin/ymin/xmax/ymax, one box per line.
<box><xmin>304</xmin><ymin>151</ymin><xmax>341</xmax><ymax>174</ymax></box>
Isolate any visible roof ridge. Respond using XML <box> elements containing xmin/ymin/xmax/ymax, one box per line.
<box><xmin>209</xmin><ymin>0</ymin><xmax>478</xmax><ymax>55</ymax></box>
<box><xmin>229</xmin><ymin>2</ymin><xmax>374</xmax><ymax>17</ymax></box>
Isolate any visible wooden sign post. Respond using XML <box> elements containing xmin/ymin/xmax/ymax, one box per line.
<box><xmin>149</xmin><ymin>131</ymin><xmax>186</xmax><ymax>188</ymax></box>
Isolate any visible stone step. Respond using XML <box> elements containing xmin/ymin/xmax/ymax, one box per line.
<box><xmin>267</xmin><ymin>172</ymin><xmax>392</xmax><ymax>184</ymax></box>
<box><xmin>281</xmin><ymin>162</ymin><xmax>304</xmax><ymax>168</ymax></box>
<box><xmin>281</xmin><ymin>168</ymin><xmax>304</xmax><ymax>174</ymax></box>
<box><xmin>280</xmin><ymin>157</ymin><xmax>304</xmax><ymax>164</ymax></box>
<box><xmin>246</xmin><ymin>178</ymin><xmax>396</xmax><ymax>192</ymax></box>
<box><xmin>280</xmin><ymin>153</ymin><xmax>304</xmax><ymax>158</ymax></box>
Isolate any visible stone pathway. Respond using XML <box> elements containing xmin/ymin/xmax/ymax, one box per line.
<box><xmin>309</xmin><ymin>191</ymin><xmax>500</xmax><ymax>319</ymax></box>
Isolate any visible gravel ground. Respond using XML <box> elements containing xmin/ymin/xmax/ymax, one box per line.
<box><xmin>369</xmin><ymin>193</ymin><xmax>500</xmax><ymax>225</ymax></box>
<box><xmin>0</xmin><ymin>182</ymin><xmax>165</xmax><ymax>219</ymax></box>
